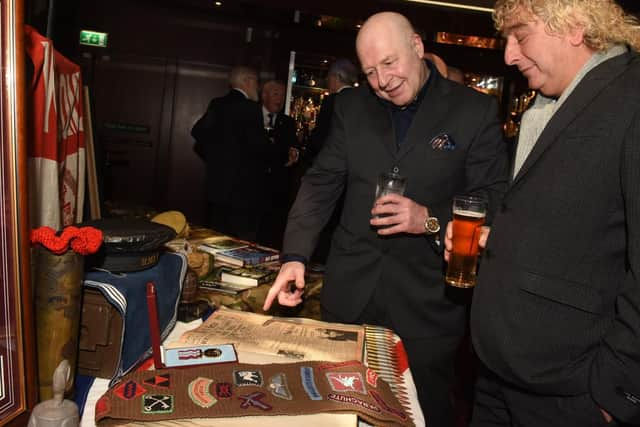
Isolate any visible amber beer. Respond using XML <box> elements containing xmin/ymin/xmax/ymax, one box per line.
<box><xmin>445</xmin><ymin>196</ymin><xmax>487</xmax><ymax>288</ymax></box>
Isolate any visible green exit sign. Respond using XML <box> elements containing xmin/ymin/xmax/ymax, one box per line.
<box><xmin>79</xmin><ymin>30</ymin><xmax>108</xmax><ymax>48</ymax></box>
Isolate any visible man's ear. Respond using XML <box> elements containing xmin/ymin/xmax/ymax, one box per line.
<box><xmin>567</xmin><ymin>25</ymin><xmax>586</xmax><ymax>46</ymax></box>
<box><xmin>412</xmin><ymin>33</ymin><xmax>425</xmax><ymax>58</ymax></box>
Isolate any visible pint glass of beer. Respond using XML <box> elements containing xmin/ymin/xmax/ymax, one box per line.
<box><xmin>445</xmin><ymin>195</ymin><xmax>487</xmax><ymax>288</ymax></box>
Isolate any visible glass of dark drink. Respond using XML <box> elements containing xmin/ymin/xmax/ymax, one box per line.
<box><xmin>445</xmin><ymin>195</ymin><xmax>487</xmax><ymax>288</ymax></box>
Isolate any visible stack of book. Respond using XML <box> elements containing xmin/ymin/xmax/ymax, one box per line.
<box><xmin>194</xmin><ymin>235</ymin><xmax>281</xmax><ymax>295</ymax></box>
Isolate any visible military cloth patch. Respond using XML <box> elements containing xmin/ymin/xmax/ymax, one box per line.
<box><xmin>188</xmin><ymin>377</ymin><xmax>217</xmax><ymax>408</ymax></box>
<box><xmin>233</xmin><ymin>369</ymin><xmax>263</xmax><ymax>387</ymax></box>
<box><xmin>238</xmin><ymin>391</ymin><xmax>272</xmax><ymax>411</ymax></box>
<box><xmin>215</xmin><ymin>382</ymin><xmax>233</xmax><ymax>399</ymax></box>
<box><xmin>114</xmin><ymin>380</ymin><xmax>146</xmax><ymax>400</ymax></box>
<box><xmin>142</xmin><ymin>394</ymin><xmax>174</xmax><ymax>414</ymax></box>
<box><xmin>326</xmin><ymin>372</ymin><xmax>366</xmax><ymax>394</ymax></box>
<box><xmin>268</xmin><ymin>373</ymin><xmax>292</xmax><ymax>400</ymax></box>
<box><xmin>144</xmin><ymin>374</ymin><xmax>170</xmax><ymax>389</ymax></box>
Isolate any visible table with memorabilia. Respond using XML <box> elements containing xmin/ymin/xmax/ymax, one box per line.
<box><xmin>61</xmin><ymin>213</ymin><xmax>425</xmax><ymax>427</ymax></box>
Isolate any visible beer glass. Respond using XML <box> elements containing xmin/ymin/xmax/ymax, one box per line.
<box><xmin>445</xmin><ymin>195</ymin><xmax>487</xmax><ymax>288</ymax></box>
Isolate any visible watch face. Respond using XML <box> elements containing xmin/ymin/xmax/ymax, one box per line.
<box><xmin>426</xmin><ymin>217</ymin><xmax>440</xmax><ymax>233</ymax></box>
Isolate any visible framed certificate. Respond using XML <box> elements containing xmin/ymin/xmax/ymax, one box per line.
<box><xmin>0</xmin><ymin>0</ymin><xmax>38</xmax><ymax>425</ymax></box>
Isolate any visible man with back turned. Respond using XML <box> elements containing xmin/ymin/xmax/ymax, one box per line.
<box><xmin>263</xmin><ymin>11</ymin><xmax>508</xmax><ymax>426</ymax></box>
<box><xmin>444</xmin><ymin>1</ymin><xmax>640</xmax><ymax>425</ymax></box>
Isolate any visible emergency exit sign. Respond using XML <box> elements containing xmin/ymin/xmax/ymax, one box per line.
<box><xmin>79</xmin><ymin>30</ymin><xmax>108</xmax><ymax>47</ymax></box>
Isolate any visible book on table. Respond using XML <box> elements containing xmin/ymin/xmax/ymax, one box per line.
<box><xmin>214</xmin><ymin>245</ymin><xmax>279</xmax><ymax>267</ymax></box>
<box><xmin>197</xmin><ymin>236</ymin><xmax>249</xmax><ymax>256</ymax></box>
<box><xmin>219</xmin><ymin>264</ymin><xmax>277</xmax><ymax>287</ymax></box>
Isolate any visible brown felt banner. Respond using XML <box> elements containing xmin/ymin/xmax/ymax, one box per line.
<box><xmin>95</xmin><ymin>360</ymin><xmax>414</xmax><ymax>427</ymax></box>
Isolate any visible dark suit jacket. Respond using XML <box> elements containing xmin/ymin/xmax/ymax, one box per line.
<box><xmin>191</xmin><ymin>89</ymin><xmax>270</xmax><ymax>209</ymax></box>
<box><xmin>471</xmin><ymin>50</ymin><xmax>640</xmax><ymax>424</ymax></box>
<box><xmin>259</xmin><ymin>110</ymin><xmax>297</xmax><ymax>204</ymax></box>
<box><xmin>307</xmin><ymin>88</ymin><xmax>351</xmax><ymax>160</ymax></box>
<box><xmin>283</xmin><ymin>69</ymin><xmax>509</xmax><ymax>339</ymax></box>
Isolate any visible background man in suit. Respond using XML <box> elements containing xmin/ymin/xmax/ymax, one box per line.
<box><xmin>444</xmin><ymin>1</ymin><xmax>640</xmax><ymax>425</ymax></box>
<box><xmin>264</xmin><ymin>11</ymin><xmax>508</xmax><ymax>426</ymax></box>
<box><xmin>257</xmin><ymin>79</ymin><xmax>299</xmax><ymax>249</ymax></box>
<box><xmin>191</xmin><ymin>66</ymin><xmax>269</xmax><ymax>241</ymax></box>
<box><xmin>306</xmin><ymin>58</ymin><xmax>359</xmax><ymax>161</ymax></box>
<box><xmin>305</xmin><ymin>58</ymin><xmax>359</xmax><ymax>262</ymax></box>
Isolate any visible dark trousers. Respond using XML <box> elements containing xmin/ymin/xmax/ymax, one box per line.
<box><xmin>322</xmin><ymin>286</ymin><xmax>461</xmax><ymax>427</ymax></box>
<box><xmin>471</xmin><ymin>364</ymin><xmax>617</xmax><ymax>427</ymax></box>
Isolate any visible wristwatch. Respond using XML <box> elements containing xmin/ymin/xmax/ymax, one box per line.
<box><xmin>424</xmin><ymin>216</ymin><xmax>441</xmax><ymax>234</ymax></box>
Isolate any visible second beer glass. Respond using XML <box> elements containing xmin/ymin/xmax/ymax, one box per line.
<box><xmin>445</xmin><ymin>195</ymin><xmax>487</xmax><ymax>288</ymax></box>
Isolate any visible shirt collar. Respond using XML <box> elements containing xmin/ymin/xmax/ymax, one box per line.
<box><xmin>232</xmin><ymin>87</ymin><xmax>250</xmax><ymax>99</ymax></box>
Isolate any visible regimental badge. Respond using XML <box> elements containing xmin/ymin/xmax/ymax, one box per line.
<box><xmin>366</xmin><ymin>368</ymin><xmax>379</xmax><ymax>388</ymax></box>
<box><xmin>114</xmin><ymin>380</ymin><xmax>147</xmax><ymax>400</ymax></box>
<box><xmin>268</xmin><ymin>373</ymin><xmax>292</xmax><ymax>400</ymax></box>
<box><xmin>188</xmin><ymin>377</ymin><xmax>217</xmax><ymax>408</ymax></box>
<box><xmin>301</xmin><ymin>366</ymin><xmax>322</xmax><ymax>400</ymax></box>
<box><xmin>233</xmin><ymin>370</ymin><xmax>263</xmax><ymax>387</ymax></box>
<box><xmin>144</xmin><ymin>374</ymin><xmax>171</xmax><ymax>389</ymax></box>
<box><xmin>326</xmin><ymin>372</ymin><xmax>366</xmax><ymax>394</ymax></box>
<box><xmin>238</xmin><ymin>391</ymin><xmax>272</xmax><ymax>411</ymax></box>
<box><xmin>215</xmin><ymin>382</ymin><xmax>233</xmax><ymax>399</ymax></box>
<box><xmin>142</xmin><ymin>394</ymin><xmax>174</xmax><ymax>414</ymax></box>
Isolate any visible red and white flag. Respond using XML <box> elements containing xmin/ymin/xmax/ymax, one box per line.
<box><xmin>25</xmin><ymin>25</ymin><xmax>85</xmax><ymax>229</ymax></box>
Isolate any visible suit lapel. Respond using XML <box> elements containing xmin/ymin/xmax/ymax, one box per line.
<box><xmin>361</xmin><ymin>89</ymin><xmax>397</xmax><ymax>158</ymax></box>
<box><xmin>511</xmin><ymin>52</ymin><xmax>631</xmax><ymax>189</ymax></box>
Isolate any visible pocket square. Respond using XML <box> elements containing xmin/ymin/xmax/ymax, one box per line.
<box><xmin>430</xmin><ymin>133</ymin><xmax>456</xmax><ymax>151</ymax></box>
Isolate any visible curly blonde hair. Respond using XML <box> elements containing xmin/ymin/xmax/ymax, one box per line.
<box><xmin>493</xmin><ymin>0</ymin><xmax>640</xmax><ymax>52</ymax></box>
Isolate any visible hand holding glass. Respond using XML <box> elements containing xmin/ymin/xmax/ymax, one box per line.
<box><xmin>374</xmin><ymin>172</ymin><xmax>407</xmax><ymax>218</ymax></box>
<box><xmin>445</xmin><ymin>195</ymin><xmax>487</xmax><ymax>288</ymax></box>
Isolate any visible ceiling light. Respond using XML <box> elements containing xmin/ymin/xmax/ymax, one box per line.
<box><xmin>403</xmin><ymin>0</ymin><xmax>493</xmax><ymax>13</ymax></box>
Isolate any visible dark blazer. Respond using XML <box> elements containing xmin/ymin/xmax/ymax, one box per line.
<box><xmin>471</xmin><ymin>50</ymin><xmax>640</xmax><ymax>424</ymax></box>
<box><xmin>191</xmin><ymin>89</ymin><xmax>269</xmax><ymax>209</ymax></box>
<box><xmin>283</xmin><ymin>69</ymin><xmax>509</xmax><ymax>339</ymax></box>
<box><xmin>307</xmin><ymin>88</ymin><xmax>351</xmax><ymax>160</ymax></box>
<box><xmin>259</xmin><ymin>110</ymin><xmax>297</xmax><ymax>201</ymax></box>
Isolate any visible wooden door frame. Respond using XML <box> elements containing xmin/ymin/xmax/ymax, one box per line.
<box><xmin>0</xmin><ymin>0</ymin><xmax>38</xmax><ymax>424</ymax></box>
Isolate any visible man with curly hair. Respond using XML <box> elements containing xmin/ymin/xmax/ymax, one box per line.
<box><xmin>445</xmin><ymin>0</ymin><xmax>640</xmax><ymax>425</ymax></box>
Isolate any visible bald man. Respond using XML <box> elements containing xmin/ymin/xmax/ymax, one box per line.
<box><xmin>264</xmin><ymin>12</ymin><xmax>508</xmax><ymax>425</ymax></box>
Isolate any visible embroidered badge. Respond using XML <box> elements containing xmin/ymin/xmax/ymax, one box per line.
<box><xmin>95</xmin><ymin>395</ymin><xmax>111</xmax><ymax>419</ymax></box>
<box><xmin>326</xmin><ymin>372</ymin><xmax>366</xmax><ymax>394</ymax></box>
<box><xmin>366</xmin><ymin>368</ymin><xmax>379</xmax><ymax>388</ymax></box>
<box><xmin>369</xmin><ymin>389</ymin><xmax>408</xmax><ymax>420</ymax></box>
<box><xmin>328</xmin><ymin>393</ymin><xmax>380</xmax><ymax>413</ymax></box>
<box><xmin>429</xmin><ymin>133</ymin><xmax>456</xmax><ymax>151</ymax></box>
<box><xmin>301</xmin><ymin>366</ymin><xmax>322</xmax><ymax>400</ymax></box>
<box><xmin>238</xmin><ymin>391</ymin><xmax>272</xmax><ymax>411</ymax></box>
<box><xmin>142</xmin><ymin>394</ymin><xmax>174</xmax><ymax>414</ymax></box>
<box><xmin>114</xmin><ymin>380</ymin><xmax>146</xmax><ymax>400</ymax></box>
<box><xmin>188</xmin><ymin>377</ymin><xmax>217</xmax><ymax>408</ymax></box>
<box><xmin>233</xmin><ymin>370</ymin><xmax>263</xmax><ymax>387</ymax></box>
<box><xmin>268</xmin><ymin>373</ymin><xmax>292</xmax><ymax>400</ymax></box>
<box><xmin>144</xmin><ymin>374</ymin><xmax>170</xmax><ymax>389</ymax></box>
<box><xmin>216</xmin><ymin>382</ymin><xmax>233</xmax><ymax>399</ymax></box>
